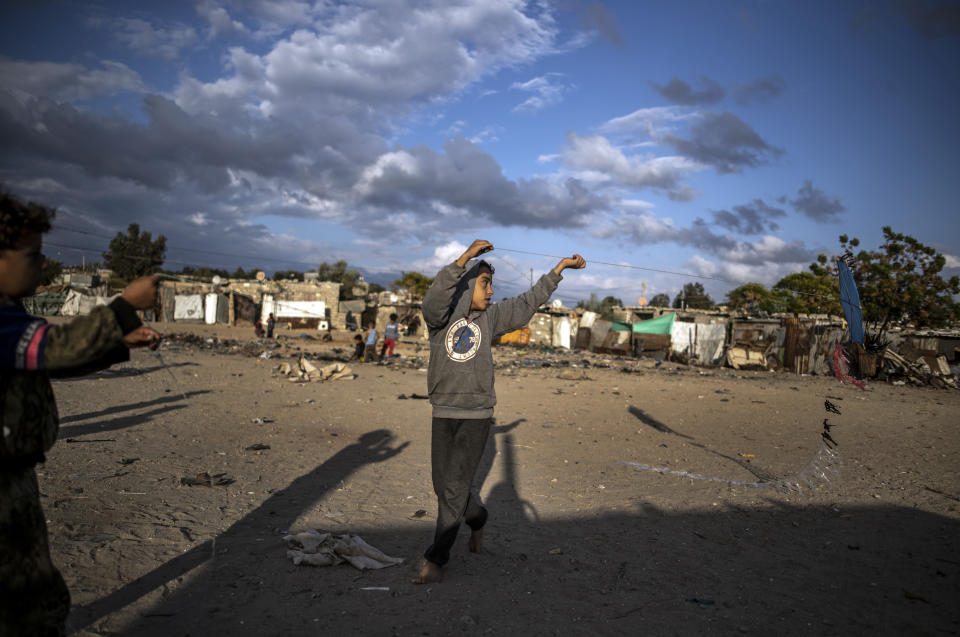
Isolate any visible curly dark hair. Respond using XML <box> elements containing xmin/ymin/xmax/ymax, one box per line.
<box><xmin>0</xmin><ymin>191</ymin><xmax>55</xmax><ymax>250</ymax></box>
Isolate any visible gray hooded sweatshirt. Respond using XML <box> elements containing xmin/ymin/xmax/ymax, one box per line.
<box><xmin>422</xmin><ymin>261</ymin><xmax>562</xmax><ymax>419</ymax></box>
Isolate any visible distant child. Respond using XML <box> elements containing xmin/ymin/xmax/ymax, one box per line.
<box><xmin>381</xmin><ymin>313</ymin><xmax>399</xmax><ymax>359</ymax></box>
<box><xmin>415</xmin><ymin>239</ymin><xmax>585</xmax><ymax>583</ymax></box>
<box><xmin>351</xmin><ymin>333</ymin><xmax>365</xmax><ymax>361</ymax></box>
<box><xmin>0</xmin><ymin>191</ymin><xmax>162</xmax><ymax>636</ymax></box>
<box><xmin>267</xmin><ymin>313</ymin><xmax>275</xmax><ymax>338</ymax></box>
<box><xmin>255</xmin><ymin>319</ymin><xmax>265</xmax><ymax>338</ymax></box>
<box><xmin>363</xmin><ymin>320</ymin><xmax>377</xmax><ymax>362</ymax></box>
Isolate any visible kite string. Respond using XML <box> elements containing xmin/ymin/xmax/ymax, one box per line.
<box><xmin>492</xmin><ymin>246</ymin><xmax>837</xmax><ymax>302</ymax></box>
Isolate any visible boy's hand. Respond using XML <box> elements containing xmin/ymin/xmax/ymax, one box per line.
<box><xmin>121</xmin><ymin>274</ymin><xmax>160</xmax><ymax>309</ymax></box>
<box><xmin>123</xmin><ymin>326</ymin><xmax>161</xmax><ymax>350</ymax></box>
<box><xmin>553</xmin><ymin>254</ymin><xmax>586</xmax><ymax>275</ymax></box>
<box><xmin>456</xmin><ymin>239</ymin><xmax>493</xmax><ymax>267</ymax></box>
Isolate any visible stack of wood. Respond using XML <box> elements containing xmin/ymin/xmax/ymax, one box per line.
<box><xmin>882</xmin><ymin>349</ymin><xmax>957</xmax><ymax>388</ymax></box>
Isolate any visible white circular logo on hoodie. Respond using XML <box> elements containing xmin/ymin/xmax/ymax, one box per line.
<box><xmin>445</xmin><ymin>318</ymin><xmax>481</xmax><ymax>362</ymax></box>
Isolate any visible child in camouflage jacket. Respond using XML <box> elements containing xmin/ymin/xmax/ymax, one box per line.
<box><xmin>0</xmin><ymin>191</ymin><xmax>161</xmax><ymax>637</ymax></box>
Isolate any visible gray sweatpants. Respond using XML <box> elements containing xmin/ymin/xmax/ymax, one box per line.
<box><xmin>424</xmin><ymin>417</ymin><xmax>493</xmax><ymax>565</ymax></box>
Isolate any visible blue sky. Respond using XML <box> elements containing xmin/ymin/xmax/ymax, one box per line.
<box><xmin>1</xmin><ymin>0</ymin><xmax>958</xmax><ymax>306</ymax></box>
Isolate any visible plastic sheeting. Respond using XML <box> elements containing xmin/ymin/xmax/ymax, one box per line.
<box><xmin>174</xmin><ymin>294</ymin><xmax>203</xmax><ymax>320</ymax></box>
<box><xmin>59</xmin><ymin>289</ymin><xmax>97</xmax><ymax>316</ymax></box>
<box><xmin>632</xmin><ymin>313</ymin><xmax>676</xmax><ymax>335</ymax></box>
<box><xmin>670</xmin><ymin>321</ymin><xmax>726</xmax><ymax>365</ymax></box>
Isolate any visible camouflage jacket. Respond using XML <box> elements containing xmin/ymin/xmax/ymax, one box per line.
<box><xmin>0</xmin><ymin>295</ymin><xmax>142</xmax><ymax>468</ymax></box>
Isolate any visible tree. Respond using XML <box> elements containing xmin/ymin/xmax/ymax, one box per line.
<box><xmin>648</xmin><ymin>293</ymin><xmax>671</xmax><ymax>307</ymax></box>
<box><xmin>672</xmin><ymin>282</ymin><xmax>713</xmax><ymax>309</ymax></box>
<box><xmin>231</xmin><ymin>266</ymin><xmax>250</xmax><ymax>279</ymax></box>
<box><xmin>394</xmin><ymin>271</ymin><xmax>434</xmax><ymax>297</ymax></box>
<box><xmin>368</xmin><ymin>283</ymin><xmax>385</xmax><ymax>294</ymax></box>
<box><xmin>40</xmin><ymin>256</ymin><xmax>63</xmax><ymax>286</ymax></box>
<box><xmin>272</xmin><ymin>269</ymin><xmax>304</xmax><ymax>281</ymax></box>
<box><xmin>771</xmin><ymin>272</ymin><xmax>840</xmax><ymax>315</ymax></box>
<box><xmin>102</xmin><ymin>223</ymin><xmax>166</xmax><ymax>281</ymax></box>
<box><xmin>317</xmin><ymin>260</ymin><xmax>361</xmax><ymax>299</ymax></box>
<box><xmin>825</xmin><ymin>228</ymin><xmax>960</xmax><ymax>333</ymax></box>
<box><xmin>725</xmin><ymin>283</ymin><xmax>773</xmax><ymax>313</ymax></box>
<box><xmin>576</xmin><ymin>293</ymin><xmax>623</xmax><ymax>320</ymax></box>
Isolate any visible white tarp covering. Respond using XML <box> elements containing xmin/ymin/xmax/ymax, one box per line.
<box><xmin>670</xmin><ymin>321</ymin><xmax>726</xmax><ymax>364</ymax></box>
<box><xmin>205</xmin><ymin>293</ymin><xmax>219</xmax><ymax>324</ymax></box>
<box><xmin>553</xmin><ymin>316</ymin><xmax>572</xmax><ymax>349</ymax></box>
<box><xmin>271</xmin><ymin>300</ymin><xmax>326</xmax><ymax>321</ymax></box>
<box><xmin>60</xmin><ymin>289</ymin><xmax>98</xmax><ymax>316</ymax></box>
<box><xmin>174</xmin><ymin>294</ymin><xmax>203</xmax><ymax>320</ymax></box>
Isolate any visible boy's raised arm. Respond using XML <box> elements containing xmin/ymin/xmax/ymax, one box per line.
<box><xmin>491</xmin><ymin>254</ymin><xmax>585</xmax><ymax>336</ymax></box>
<box><xmin>422</xmin><ymin>239</ymin><xmax>492</xmax><ymax>329</ymax></box>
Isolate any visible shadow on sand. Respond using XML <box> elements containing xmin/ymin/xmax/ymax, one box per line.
<box><xmin>68</xmin><ymin>424</ymin><xmax>959</xmax><ymax>636</ymax></box>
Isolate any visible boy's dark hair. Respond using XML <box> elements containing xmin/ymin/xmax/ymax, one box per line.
<box><xmin>477</xmin><ymin>260</ymin><xmax>494</xmax><ymax>277</ymax></box>
<box><xmin>389</xmin><ymin>313</ymin><xmax>398</xmax><ymax>321</ymax></box>
<box><xmin>354</xmin><ymin>334</ymin><xmax>363</xmax><ymax>341</ymax></box>
<box><xmin>0</xmin><ymin>191</ymin><xmax>55</xmax><ymax>250</ymax></box>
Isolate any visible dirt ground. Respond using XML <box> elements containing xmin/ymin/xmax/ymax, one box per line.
<box><xmin>37</xmin><ymin>322</ymin><xmax>959</xmax><ymax>636</ymax></box>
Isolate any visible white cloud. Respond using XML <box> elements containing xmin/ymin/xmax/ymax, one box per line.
<box><xmin>197</xmin><ymin>0</ymin><xmax>251</xmax><ymax>38</ymax></box>
<box><xmin>560</xmin><ymin>132</ymin><xmax>702</xmax><ymax>196</ymax></box>
<box><xmin>510</xmin><ymin>73</ymin><xmax>571</xmax><ymax>113</ymax></box>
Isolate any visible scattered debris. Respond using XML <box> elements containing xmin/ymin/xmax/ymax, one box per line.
<box><xmin>276</xmin><ymin>356</ymin><xmax>355</xmax><ymax>382</ymax></box>
<box><xmin>397</xmin><ymin>393</ymin><xmax>429</xmax><ymax>399</ymax></box>
<box><xmin>180</xmin><ymin>472</ymin><xmax>234</xmax><ymax>487</ymax></box>
<box><xmin>245</xmin><ymin>443</ymin><xmax>271</xmax><ymax>451</ymax></box>
<box><xmin>283</xmin><ymin>530</ymin><xmax>404</xmax><ymax>570</ymax></box>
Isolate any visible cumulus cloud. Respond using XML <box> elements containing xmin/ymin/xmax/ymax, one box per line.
<box><xmin>661</xmin><ymin>111</ymin><xmax>783</xmax><ymax>173</ymax></box>
<box><xmin>650</xmin><ymin>76</ymin><xmax>725</xmax><ymax>105</ymax></box>
<box><xmin>732</xmin><ymin>75</ymin><xmax>786</xmax><ymax>105</ymax></box>
<box><xmin>0</xmin><ymin>59</ymin><xmax>144</xmax><ymax>102</ymax></box>
<box><xmin>789</xmin><ymin>180</ymin><xmax>846</xmax><ymax>222</ymax></box>
<box><xmin>197</xmin><ymin>0</ymin><xmax>251</xmax><ymax>39</ymax></box>
<box><xmin>711</xmin><ymin>198</ymin><xmax>787</xmax><ymax>234</ymax></box>
<box><xmin>511</xmin><ymin>74</ymin><xmax>572</xmax><ymax>113</ymax></box>
<box><xmin>591</xmin><ymin>210</ymin><xmax>813</xmax><ymax>267</ymax></box>
<box><xmin>575</xmin><ymin>1</ymin><xmax>624</xmax><ymax>47</ymax></box>
<box><xmin>558</xmin><ymin>132</ymin><xmax>701</xmax><ymax>198</ymax></box>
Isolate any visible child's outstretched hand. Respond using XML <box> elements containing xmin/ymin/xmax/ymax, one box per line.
<box><xmin>121</xmin><ymin>274</ymin><xmax>161</xmax><ymax>309</ymax></box>
<box><xmin>456</xmin><ymin>239</ymin><xmax>493</xmax><ymax>267</ymax></box>
<box><xmin>123</xmin><ymin>326</ymin><xmax>161</xmax><ymax>350</ymax></box>
<box><xmin>553</xmin><ymin>254</ymin><xmax>586</xmax><ymax>275</ymax></box>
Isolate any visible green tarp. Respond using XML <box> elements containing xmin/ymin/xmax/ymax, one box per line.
<box><xmin>609</xmin><ymin>320</ymin><xmax>633</xmax><ymax>332</ymax></box>
<box><xmin>632</xmin><ymin>313</ymin><xmax>676</xmax><ymax>335</ymax></box>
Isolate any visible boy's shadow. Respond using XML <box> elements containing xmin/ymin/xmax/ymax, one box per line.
<box><xmin>69</xmin><ymin>429</ymin><xmax>409</xmax><ymax>633</ymax></box>
<box><xmin>475</xmin><ymin>418</ymin><xmax>539</xmax><ymax>523</ymax></box>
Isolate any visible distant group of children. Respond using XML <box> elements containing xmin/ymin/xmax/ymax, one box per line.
<box><xmin>254</xmin><ymin>313</ymin><xmax>275</xmax><ymax>338</ymax></box>
<box><xmin>351</xmin><ymin>313</ymin><xmax>401</xmax><ymax>363</ymax></box>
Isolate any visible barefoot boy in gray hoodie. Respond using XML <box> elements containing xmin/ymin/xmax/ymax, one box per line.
<box><xmin>416</xmin><ymin>239</ymin><xmax>585</xmax><ymax>583</ymax></box>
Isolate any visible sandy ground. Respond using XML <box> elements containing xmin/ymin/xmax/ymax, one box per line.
<box><xmin>35</xmin><ymin>322</ymin><xmax>960</xmax><ymax>636</ymax></box>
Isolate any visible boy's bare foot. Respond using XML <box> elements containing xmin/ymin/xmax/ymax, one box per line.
<box><xmin>414</xmin><ymin>560</ymin><xmax>443</xmax><ymax>584</ymax></box>
<box><xmin>468</xmin><ymin>528</ymin><xmax>482</xmax><ymax>553</ymax></box>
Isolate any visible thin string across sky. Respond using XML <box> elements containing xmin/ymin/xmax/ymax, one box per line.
<box><xmin>47</xmin><ymin>226</ymin><xmax>840</xmax><ymax>303</ymax></box>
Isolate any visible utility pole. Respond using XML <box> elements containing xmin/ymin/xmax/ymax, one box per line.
<box><xmin>530</xmin><ymin>268</ymin><xmax>533</xmax><ymax>286</ymax></box>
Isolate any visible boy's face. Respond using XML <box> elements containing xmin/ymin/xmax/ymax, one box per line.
<box><xmin>471</xmin><ymin>271</ymin><xmax>493</xmax><ymax>311</ymax></box>
<box><xmin>0</xmin><ymin>232</ymin><xmax>44</xmax><ymax>299</ymax></box>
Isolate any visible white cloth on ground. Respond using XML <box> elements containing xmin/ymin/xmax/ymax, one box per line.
<box><xmin>283</xmin><ymin>530</ymin><xmax>404</xmax><ymax>570</ymax></box>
